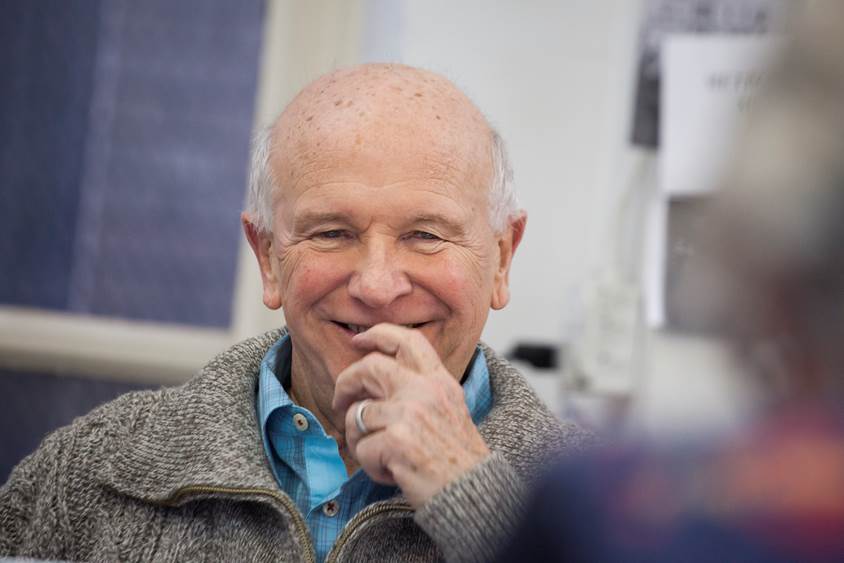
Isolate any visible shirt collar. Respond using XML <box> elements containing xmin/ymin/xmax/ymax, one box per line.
<box><xmin>257</xmin><ymin>334</ymin><xmax>492</xmax><ymax>440</ymax></box>
<box><xmin>462</xmin><ymin>347</ymin><xmax>493</xmax><ymax>425</ymax></box>
<box><xmin>256</xmin><ymin>334</ymin><xmax>294</xmax><ymax>434</ymax></box>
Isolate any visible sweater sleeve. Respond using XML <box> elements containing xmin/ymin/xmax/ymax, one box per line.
<box><xmin>413</xmin><ymin>451</ymin><xmax>526</xmax><ymax>563</ymax></box>
<box><xmin>0</xmin><ymin>431</ymin><xmax>70</xmax><ymax>559</ymax></box>
<box><xmin>0</xmin><ymin>454</ymin><xmax>35</xmax><ymax>556</ymax></box>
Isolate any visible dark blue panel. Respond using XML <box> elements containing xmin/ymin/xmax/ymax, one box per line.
<box><xmin>0</xmin><ymin>0</ymin><xmax>264</xmax><ymax>328</ymax></box>
<box><xmin>67</xmin><ymin>0</ymin><xmax>264</xmax><ymax>327</ymax></box>
<box><xmin>0</xmin><ymin>1</ymin><xmax>101</xmax><ymax>309</ymax></box>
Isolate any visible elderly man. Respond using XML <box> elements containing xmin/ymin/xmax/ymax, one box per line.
<box><xmin>1</xmin><ymin>64</ymin><xmax>587</xmax><ymax>562</ymax></box>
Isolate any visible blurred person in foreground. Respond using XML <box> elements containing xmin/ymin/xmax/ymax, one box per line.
<box><xmin>496</xmin><ymin>3</ymin><xmax>844</xmax><ymax>562</ymax></box>
<box><xmin>0</xmin><ymin>63</ymin><xmax>590</xmax><ymax>562</ymax></box>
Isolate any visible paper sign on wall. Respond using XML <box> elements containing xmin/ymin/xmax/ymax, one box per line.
<box><xmin>660</xmin><ymin>35</ymin><xmax>777</xmax><ymax>196</ymax></box>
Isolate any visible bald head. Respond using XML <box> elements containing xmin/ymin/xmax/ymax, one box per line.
<box><xmin>246</xmin><ymin>64</ymin><xmax>516</xmax><ymax>234</ymax></box>
<box><xmin>278</xmin><ymin>64</ymin><xmax>491</xmax><ymax>160</ymax></box>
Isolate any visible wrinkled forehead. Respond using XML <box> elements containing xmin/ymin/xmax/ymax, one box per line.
<box><xmin>272</xmin><ymin>65</ymin><xmax>494</xmax><ymax>195</ymax></box>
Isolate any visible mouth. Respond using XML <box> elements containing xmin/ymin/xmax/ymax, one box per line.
<box><xmin>331</xmin><ymin>321</ymin><xmax>428</xmax><ymax>335</ymax></box>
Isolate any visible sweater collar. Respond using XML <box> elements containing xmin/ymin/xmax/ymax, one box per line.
<box><xmin>103</xmin><ymin>328</ymin><xmax>571</xmax><ymax>503</ymax></box>
<box><xmin>104</xmin><ymin>329</ymin><xmax>286</xmax><ymax>502</ymax></box>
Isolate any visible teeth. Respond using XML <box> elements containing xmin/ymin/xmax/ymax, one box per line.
<box><xmin>342</xmin><ymin>322</ymin><xmax>423</xmax><ymax>333</ymax></box>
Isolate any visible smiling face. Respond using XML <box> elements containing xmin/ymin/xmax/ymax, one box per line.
<box><xmin>244</xmin><ymin>65</ymin><xmax>523</xmax><ymax>421</ymax></box>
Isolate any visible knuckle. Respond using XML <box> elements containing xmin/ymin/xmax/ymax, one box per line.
<box><xmin>430</xmin><ymin>380</ymin><xmax>456</xmax><ymax>404</ymax></box>
<box><xmin>409</xmin><ymin>329</ymin><xmax>428</xmax><ymax>347</ymax></box>
<box><xmin>402</xmin><ymin>400</ymin><xmax>427</xmax><ymax>422</ymax></box>
<box><xmin>443</xmin><ymin>377</ymin><xmax>464</xmax><ymax>400</ymax></box>
<box><xmin>365</xmin><ymin>353</ymin><xmax>392</xmax><ymax>375</ymax></box>
<box><xmin>361</xmin><ymin>353</ymin><xmax>381</xmax><ymax>370</ymax></box>
<box><xmin>333</xmin><ymin>369</ymin><xmax>352</xmax><ymax>391</ymax></box>
<box><xmin>357</xmin><ymin>435</ymin><xmax>381</xmax><ymax>461</ymax></box>
<box><xmin>385</xmin><ymin>423</ymin><xmax>409</xmax><ymax>447</ymax></box>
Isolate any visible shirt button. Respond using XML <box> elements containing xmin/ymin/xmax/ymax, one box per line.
<box><xmin>292</xmin><ymin>413</ymin><xmax>309</xmax><ymax>431</ymax></box>
<box><xmin>322</xmin><ymin>500</ymin><xmax>339</xmax><ymax>517</ymax></box>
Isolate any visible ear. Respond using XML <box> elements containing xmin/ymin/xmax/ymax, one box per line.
<box><xmin>491</xmin><ymin>211</ymin><xmax>527</xmax><ymax>310</ymax></box>
<box><xmin>242</xmin><ymin>212</ymin><xmax>283</xmax><ymax>310</ymax></box>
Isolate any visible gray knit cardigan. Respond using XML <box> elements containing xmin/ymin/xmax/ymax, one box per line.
<box><xmin>0</xmin><ymin>329</ymin><xmax>590</xmax><ymax>562</ymax></box>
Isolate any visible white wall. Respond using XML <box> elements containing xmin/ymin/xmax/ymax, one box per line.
<box><xmin>361</xmin><ymin>0</ymin><xmax>644</xmax><ymax>353</ymax></box>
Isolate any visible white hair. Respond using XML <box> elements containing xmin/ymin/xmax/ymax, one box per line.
<box><xmin>244</xmin><ymin>124</ymin><xmax>277</xmax><ymax>234</ymax></box>
<box><xmin>488</xmin><ymin>129</ymin><xmax>519</xmax><ymax>233</ymax></box>
<box><xmin>244</xmin><ymin>123</ymin><xmax>519</xmax><ymax>234</ymax></box>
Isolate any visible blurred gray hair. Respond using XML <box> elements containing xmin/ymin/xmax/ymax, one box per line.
<box><xmin>710</xmin><ymin>0</ymin><xmax>844</xmax><ymax>400</ymax></box>
<box><xmin>244</xmin><ymin>124</ymin><xmax>518</xmax><ymax>234</ymax></box>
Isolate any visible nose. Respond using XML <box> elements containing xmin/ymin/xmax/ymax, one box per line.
<box><xmin>348</xmin><ymin>240</ymin><xmax>412</xmax><ymax>309</ymax></box>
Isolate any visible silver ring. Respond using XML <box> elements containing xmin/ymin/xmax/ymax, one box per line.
<box><xmin>355</xmin><ymin>399</ymin><xmax>372</xmax><ymax>435</ymax></box>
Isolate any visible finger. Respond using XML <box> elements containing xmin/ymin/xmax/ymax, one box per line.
<box><xmin>332</xmin><ymin>352</ymin><xmax>408</xmax><ymax>412</ymax></box>
<box><xmin>352</xmin><ymin>323</ymin><xmax>440</xmax><ymax>372</ymax></box>
<box><xmin>344</xmin><ymin>399</ymin><xmax>398</xmax><ymax>450</ymax></box>
<box><xmin>351</xmin><ymin>430</ymin><xmax>396</xmax><ymax>486</ymax></box>
<box><xmin>352</xmin><ymin>423</ymin><xmax>420</xmax><ymax>485</ymax></box>
<box><xmin>344</xmin><ymin>400</ymin><xmax>368</xmax><ymax>450</ymax></box>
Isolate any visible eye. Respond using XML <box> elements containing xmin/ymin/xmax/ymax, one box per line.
<box><xmin>316</xmin><ymin>229</ymin><xmax>351</xmax><ymax>240</ymax></box>
<box><xmin>409</xmin><ymin>231</ymin><xmax>442</xmax><ymax>241</ymax></box>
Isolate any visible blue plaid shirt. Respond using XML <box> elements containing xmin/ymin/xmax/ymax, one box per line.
<box><xmin>256</xmin><ymin>335</ymin><xmax>493</xmax><ymax>563</ymax></box>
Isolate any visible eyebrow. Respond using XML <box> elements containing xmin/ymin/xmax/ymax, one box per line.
<box><xmin>294</xmin><ymin>212</ymin><xmax>353</xmax><ymax>233</ymax></box>
<box><xmin>407</xmin><ymin>212</ymin><xmax>467</xmax><ymax>236</ymax></box>
<box><xmin>293</xmin><ymin>210</ymin><xmax>469</xmax><ymax>235</ymax></box>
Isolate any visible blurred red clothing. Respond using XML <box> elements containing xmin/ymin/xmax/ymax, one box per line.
<box><xmin>495</xmin><ymin>403</ymin><xmax>844</xmax><ymax>562</ymax></box>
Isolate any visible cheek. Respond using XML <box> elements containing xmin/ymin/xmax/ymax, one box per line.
<box><xmin>279</xmin><ymin>250</ymin><xmax>350</xmax><ymax>309</ymax></box>
<box><xmin>422</xmin><ymin>249</ymin><xmax>495</xmax><ymax>309</ymax></box>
